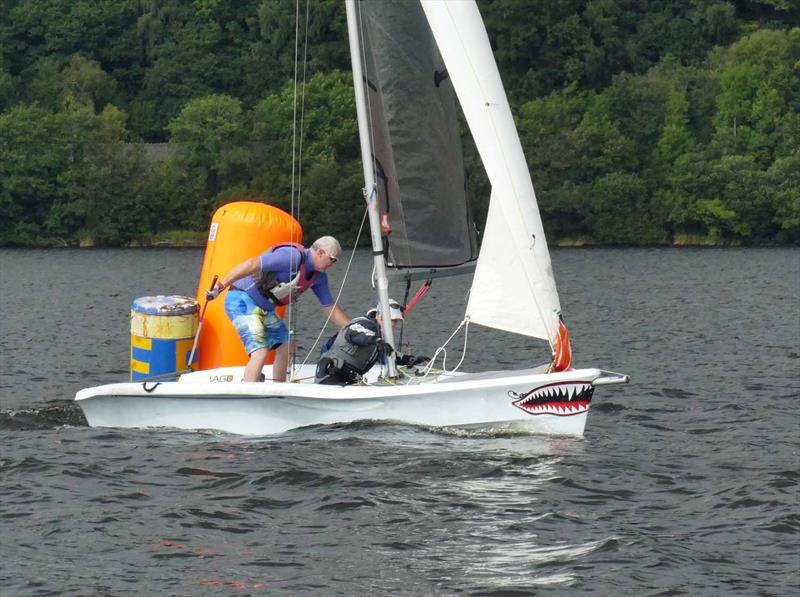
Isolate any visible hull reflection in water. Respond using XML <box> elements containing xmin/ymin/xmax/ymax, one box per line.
<box><xmin>75</xmin><ymin>365</ymin><xmax>628</xmax><ymax>436</ymax></box>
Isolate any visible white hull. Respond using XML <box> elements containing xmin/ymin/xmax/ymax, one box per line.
<box><xmin>75</xmin><ymin>366</ymin><xmax>627</xmax><ymax>436</ymax></box>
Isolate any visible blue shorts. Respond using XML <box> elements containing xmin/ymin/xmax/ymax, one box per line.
<box><xmin>224</xmin><ymin>290</ymin><xmax>288</xmax><ymax>354</ymax></box>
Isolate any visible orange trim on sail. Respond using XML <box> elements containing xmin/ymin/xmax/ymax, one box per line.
<box><xmin>552</xmin><ymin>319</ymin><xmax>572</xmax><ymax>372</ymax></box>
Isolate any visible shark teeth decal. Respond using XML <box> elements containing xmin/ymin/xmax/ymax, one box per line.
<box><xmin>508</xmin><ymin>381</ymin><xmax>594</xmax><ymax>417</ymax></box>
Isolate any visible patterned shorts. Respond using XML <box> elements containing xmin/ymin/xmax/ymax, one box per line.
<box><xmin>224</xmin><ymin>290</ymin><xmax>288</xmax><ymax>354</ymax></box>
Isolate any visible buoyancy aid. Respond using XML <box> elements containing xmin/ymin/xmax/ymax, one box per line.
<box><xmin>317</xmin><ymin>316</ymin><xmax>380</xmax><ymax>382</ymax></box>
<box><xmin>253</xmin><ymin>242</ymin><xmax>317</xmax><ymax>306</ymax></box>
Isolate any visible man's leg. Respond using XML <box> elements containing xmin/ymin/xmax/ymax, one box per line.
<box><xmin>243</xmin><ymin>348</ymin><xmax>269</xmax><ymax>382</ymax></box>
<box><xmin>271</xmin><ymin>343</ymin><xmax>288</xmax><ymax>382</ymax></box>
<box><xmin>269</xmin><ymin>341</ymin><xmax>297</xmax><ymax>381</ymax></box>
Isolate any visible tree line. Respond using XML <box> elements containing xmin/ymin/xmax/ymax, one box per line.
<box><xmin>0</xmin><ymin>0</ymin><xmax>797</xmax><ymax>247</ymax></box>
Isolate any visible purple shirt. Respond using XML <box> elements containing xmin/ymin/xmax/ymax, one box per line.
<box><xmin>235</xmin><ymin>246</ymin><xmax>334</xmax><ymax>310</ymax></box>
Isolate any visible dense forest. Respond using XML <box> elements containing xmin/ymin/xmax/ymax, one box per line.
<box><xmin>0</xmin><ymin>0</ymin><xmax>798</xmax><ymax>247</ymax></box>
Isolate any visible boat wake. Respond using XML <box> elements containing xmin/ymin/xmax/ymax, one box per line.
<box><xmin>0</xmin><ymin>402</ymin><xmax>88</xmax><ymax>431</ymax></box>
<box><xmin>309</xmin><ymin>419</ymin><xmax>580</xmax><ymax>441</ymax></box>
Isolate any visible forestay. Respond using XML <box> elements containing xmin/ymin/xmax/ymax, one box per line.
<box><xmin>421</xmin><ymin>0</ymin><xmax>562</xmax><ymax>347</ymax></box>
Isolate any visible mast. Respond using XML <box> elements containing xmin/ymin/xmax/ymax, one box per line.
<box><xmin>345</xmin><ymin>0</ymin><xmax>397</xmax><ymax>378</ymax></box>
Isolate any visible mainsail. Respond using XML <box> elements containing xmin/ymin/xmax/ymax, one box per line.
<box><xmin>421</xmin><ymin>0</ymin><xmax>562</xmax><ymax>347</ymax></box>
<box><xmin>357</xmin><ymin>0</ymin><xmax>477</xmax><ymax>268</ymax></box>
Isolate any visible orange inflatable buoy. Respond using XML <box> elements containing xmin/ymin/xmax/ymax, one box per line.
<box><xmin>194</xmin><ymin>201</ymin><xmax>302</xmax><ymax>370</ymax></box>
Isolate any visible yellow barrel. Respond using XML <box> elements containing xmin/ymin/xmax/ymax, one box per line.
<box><xmin>194</xmin><ymin>201</ymin><xmax>302</xmax><ymax>370</ymax></box>
<box><xmin>130</xmin><ymin>295</ymin><xmax>199</xmax><ymax>381</ymax></box>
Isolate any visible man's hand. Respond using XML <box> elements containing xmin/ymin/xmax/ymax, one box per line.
<box><xmin>206</xmin><ymin>282</ymin><xmax>226</xmax><ymax>301</ymax></box>
<box><xmin>375</xmin><ymin>340</ymin><xmax>393</xmax><ymax>356</ymax></box>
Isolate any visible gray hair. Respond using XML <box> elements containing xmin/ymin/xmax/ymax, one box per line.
<box><xmin>311</xmin><ymin>236</ymin><xmax>341</xmax><ymax>257</ymax></box>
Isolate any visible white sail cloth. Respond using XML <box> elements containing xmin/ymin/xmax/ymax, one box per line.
<box><xmin>420</xmin><ymin>0</ymin><xmax>561</xmax><ymax>346</ymax></box>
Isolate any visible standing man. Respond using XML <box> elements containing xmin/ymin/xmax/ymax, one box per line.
<box><xmin>205</xmin><ymin>236</ymin><xmax>350</xmax><ymax>382</ymax></box>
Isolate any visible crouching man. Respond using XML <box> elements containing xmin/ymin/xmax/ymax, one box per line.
<box><xmin>315</xmin><ymin>299</ymin><xmax>428</xmax><ymax>385</ymax></box>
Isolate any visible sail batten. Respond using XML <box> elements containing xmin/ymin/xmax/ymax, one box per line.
<box><xmin>421</xmin><ymin>0</ymin><xmax>562</xmax><ymax>346</ymax></box>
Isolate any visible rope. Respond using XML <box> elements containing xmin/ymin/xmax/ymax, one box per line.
<box><xmin>420</xmin><ymin>316</ymin><xmax>470</xmax><ymax>377</ymax></box>
<box><xmin>398</xmin><ymin>279</ymin><xmax>431</xmax><ymax>351</ymax></box>
<box><xmin>403</xmin><ymin>280</ymin><xmax>432</xmax><ymax>315</ymax></box>
<box><xmin>289</xmin><ymin>0</ymin><xmax>302</xmax><ymax>222</ymax></box>
<box><xmin>398</xmin><ymin>278</ymin><xmax>411</xmax><ymax>350</ymax></box>
<box><xmin>290</xmin><ymin>206</ymin><xmax>370</xmax><ymax>380</ymax></box>
<box><xmin>286</xmin><ymin>0</ymin><xmax>311</xmax><ymax>377</ymax></box>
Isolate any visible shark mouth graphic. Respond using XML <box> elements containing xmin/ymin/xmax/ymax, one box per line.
<box><xmin>509</xmin><ymin>381</ymin><xmax>594</xmax><ymax>416</ymax></box>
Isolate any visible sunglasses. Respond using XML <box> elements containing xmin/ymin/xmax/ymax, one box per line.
<box><xmin>319</xmin><ymin>249</ymin><xmax>338</xmax><ymax>264</ymax></box>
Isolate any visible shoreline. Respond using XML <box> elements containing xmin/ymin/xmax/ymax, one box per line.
<box><xmin>2</xmin><ymin>238</ymin><xmax>795</xmax><ymax>249</ymax></box>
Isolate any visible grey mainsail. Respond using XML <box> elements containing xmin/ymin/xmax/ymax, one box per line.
<box><xmin>357</xmin><ymin>0</ymin><xmax>477</xmax><ymax>268</ymax></box>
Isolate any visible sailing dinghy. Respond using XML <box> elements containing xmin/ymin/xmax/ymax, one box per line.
<box><xmin>75</xmin><ymin>0</ymin><xmax>628</xmax><ymax>436</ymax></box>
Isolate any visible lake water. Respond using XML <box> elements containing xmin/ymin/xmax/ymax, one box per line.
<box><xmin>1</xmin><ymin>247</ymin><xmax>797</xmax><ymax>595</ymax></box>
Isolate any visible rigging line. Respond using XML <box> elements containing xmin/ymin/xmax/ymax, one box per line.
<box><xmin>398</xmin><ymin>279</ymin><xmax>431</xmax><ymax>351</ymax></box>
<box><xmin>398</xmin><ymin>278</ymin><xmax>411</xmax><ymax>350</ymax></box>
<box><xmin>404</xmin><ymin>280</ymin><xmax>432</xmax><ymax>315</ymax></box>
<box><xmin>296</xmin><ymin>0</ymin><xmax>311</xmax><ymax>229</ymax></box>
<box><xmin>284</xmin><ymin>0</ymin><xmax>303</xmax><ymax>379</ymax></box>
<box><xmin>450</xmin><ymin>317</ymin><xmax>469</xmax><ymax>373</ymax></box>
<box><xmin>420</xmin><ymin>316</ymin><xmax>468</xmax><ymax>377</ymax></box>
<box><xmin>435</xmin><ymin>3</ymin><xmax>559</xmax><ymax>346</ymax></box>
<box><xmin>286</xmin><ymin>0</ymin><xmax>302</xmax><ymax>374</ymax></box>
<box><xmin>291</xmin><ymin>206</ymin><xmax>370</xmax><ymax>380</ymax></box>
<box><xmin>287</xmin><ymin>0</ymin><xmax>312</xmax><ymax>374</ymax></box>
<box><xmin>290</xmin><ymin>0</ymin><xmax>300</xmax><ymax>225</ymax></box>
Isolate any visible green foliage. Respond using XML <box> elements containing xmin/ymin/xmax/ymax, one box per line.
<box><xmin>657</xmin><ymin>90</ymin><xmax>695</xmax><ymax>163</ymax></box>
<box><xmin>0</xmin><ymin>102</ymin><xmax>154</xmax><ymax>245</ymax></box>
<box><xmin>138</xmin><ymin>160</ymin><xmax>204</xmax><ymax>232</ymax></box>
<box><xmin>693</xmin><ymin>198</ymin><xmax>747</xmax><ymax>241</ymax></box>
<box><xmin>168</xmin><ymin>95</ymin><xmax>247</xmax><ymax>185</ymax></box>
<box><xmin>705</xmin><ymin>155</ymin><xmax>770</xmax><ymax>239</ymax></box>
<box><xmin>603</xmin><ymin>71</ymin><xmax>672</xmax><ymax>149</ymax></box>
<box><xmin>24</xmin><ymin>57</ymin><xmax>63</xmax><ymax>111</ymax></box>
<box><xmin>257</xmin><ymin>0</ymin><xmax>349</xmax><ymax>81</ymax></box>
<box><xmin>0</xmin><ymin>2</ymin><xmax>797</xmax><ymax>246</ymax></box>
<box><xmin>0</xmin><ymin>58</ymin><xmax>15</xmax><ymax>110</ymax></box>
<box><xmin>584</xmin><ymin>172</ymin><xmax>662</xmax><ymax>244</ymax></box>
<box><xmin>294</xmin><ymin>157</ymin><xmax>362</xmax><ymax>243</ymax></box>
<box><xmin>766</xmin><ymin>154</ymin><xmax>800</xmax><ymax>241</ymax></box>
<box><xmin>58</xmin><ymin>54</ymin><xmax>117</xmax><ymax>111</ymax></box>
<box><xmin>1</xmin><ymin>0</ymin><xmax>143</xmax><ymax>107</ymax></box>
<box><xmin>247</xmin><ymin>70</ymin><xmax>359</xmax><ymax>239</ymax></box>
<box><xmin>20</xmin><ymin>53</ymin><xmax>117</xmax><ymax>113</ymax></box>
<box><xmin>711</xmin><ymin>28</ymin><xmax>799</xmax><ymax>161</ymax></box>
<box><xmin>0</xmin><ymin>103</ymin><xmax>63</xmax><ymax>244</ymax></box>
